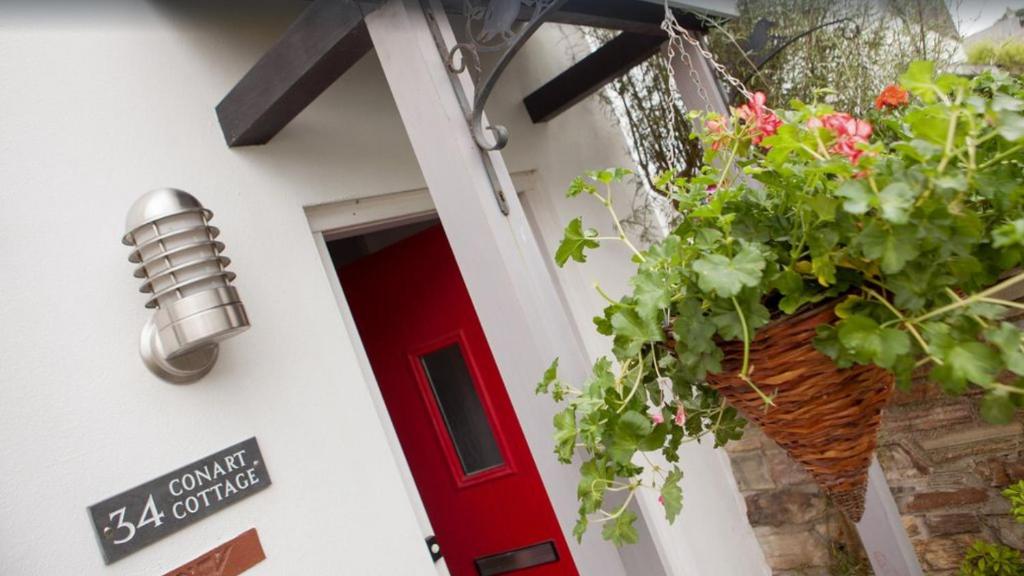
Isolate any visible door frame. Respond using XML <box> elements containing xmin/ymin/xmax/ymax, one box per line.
<box><xmin>307</xmin><ymin>173</ymin><xmax>551</xmax><ymax>576</ymax></box>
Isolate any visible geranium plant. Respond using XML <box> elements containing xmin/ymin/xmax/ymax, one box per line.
<box><xmin>537</xmin><ymin>63</ymin><xmax>1024</xmax><ymax>545</ymax></box>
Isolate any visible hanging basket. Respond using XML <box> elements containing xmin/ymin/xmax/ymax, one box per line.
<box><xmin>707</xmin><ymin>300</ymin><xmax>894</xmax><ymax>522</ymax></box>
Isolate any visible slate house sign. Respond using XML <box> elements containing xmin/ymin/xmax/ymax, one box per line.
<box><xmin>88</xmin><ymin>437</ymin><xmax>271</xmax><ymax>564</ymax></box>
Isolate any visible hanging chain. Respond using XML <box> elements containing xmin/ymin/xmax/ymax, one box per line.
<box><xmin>661</xmin><ymin>3</ymin><xmax>754</xmax><ymax>105</ymax></box>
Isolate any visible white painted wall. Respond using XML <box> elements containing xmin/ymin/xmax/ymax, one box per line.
<box><xmin>0</xmin><ymin>2</ymin><xmax>434</xmax><ymax>574</ymax></box>
<box><xmin>0</xmin><ymin>1</ymin><xmax>766</xmax><ymax>574</ymax></box>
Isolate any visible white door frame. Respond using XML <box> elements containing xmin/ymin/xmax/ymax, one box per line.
<box><xmin>304</xmin><ymin>170</ymin><xmax>567</xmax><ymax>576</ymax></box>
<box><xmin>307</xmin><ymin>191</ymin><xmax>448</xmax><ymax>575</ymax></box>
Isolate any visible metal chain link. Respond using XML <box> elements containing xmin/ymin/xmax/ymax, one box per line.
<box><xmin>661</xmin><ymin>3</ymin><xmax>754</xmax><ymax>104</ymax></box>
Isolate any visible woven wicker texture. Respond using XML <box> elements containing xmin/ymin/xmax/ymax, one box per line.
<box><xmin>707</xmin><ymin>301</ymin><xmax>894</xmax><ymax>521</ymax></box>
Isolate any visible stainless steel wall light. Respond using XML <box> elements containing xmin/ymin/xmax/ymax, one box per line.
<box><xmin>122</xmin><ymin>189</ymin><xmax>250</xmax><ymax>383</ymax></box>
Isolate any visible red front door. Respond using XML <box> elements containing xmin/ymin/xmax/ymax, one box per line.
<box><xmin>338</xmin><ymin>224</ymin><xmax>578</xmax><ymax>576</ymax></box>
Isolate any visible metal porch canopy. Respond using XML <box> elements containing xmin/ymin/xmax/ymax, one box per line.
<box><xmin>214</xmin><ymin>0</ymin><xmax>737</xmax><ymax>147</ymax></box>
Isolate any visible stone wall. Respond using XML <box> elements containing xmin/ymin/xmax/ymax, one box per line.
<box><xmin>726</xmin><ymin>386</ymin><xmax>1024</xmax><ymax>575</ymax></box>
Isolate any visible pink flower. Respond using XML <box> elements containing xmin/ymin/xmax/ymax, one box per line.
<box><xmin>809</xmin><ymin>112</ymin><xmax>873</xmax><ymax>164</ymax></box>
<box><xmin>705</xmin><ymin>116</ymin><xmax>729</xmax><ymax>151</ymax></box>
<box><xmin>650</xmin><ymin>411</ymin><xmax>664</xmax><ymax>425</ymax></box>
<box><xmin>735</xmin><ymin>92</ymin><xmax>782</xmax><ymax>146</ymax></box>
<box><xmin>659</xmin><ymin>494</ymin><xmax>666</xmax><ymax>506</ymax></box>
<box><xmin>674</xmin><ymin>405</ymin><xmax>686</xmax><ymax>427</ymax></box>
<box><xmin>706</xmin><ymin>117</ymin><xmax>727</xmax><ymax>134</ymax></box>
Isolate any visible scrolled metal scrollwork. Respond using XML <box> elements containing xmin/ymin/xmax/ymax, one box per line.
<box><xmin>447</xmin><ymin>0</ymin><xmax>567</xmax><ymax>150</ymax></box>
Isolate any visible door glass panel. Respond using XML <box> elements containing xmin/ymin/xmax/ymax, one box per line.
<box><xmin>420</xmin><ymin>344</ymin><xmax>504</xmax><ymax>475</ymax></box>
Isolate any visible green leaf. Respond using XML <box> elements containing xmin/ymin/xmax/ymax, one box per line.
<box><xmin>606</xmin><ymin>411</ymin><xmax>652</xmax><ymax>465</ymax></box>
<box><xmin>536</xmin><ymin>358</ymin><xmax>560</xmax><ymax>395</ymax></box>
<box><xmin>878</xmin><ymin>182</ymin><xmax>917</xmax><ymax>224</ymax></box>
<box><xmin>692</xmin><ymin>244</ymin><xmax>766</xmax><ymax>298</ymax></box>
<box><xmin>617</xmin><ymin>410</ymin><xmax>653</xmax><ymax>439</ymax></box>
<box><xmin>660</xmin><ymin>468</ymin><xmax>684</xmax><ymax>523</ymax></box>
<box><xmin>601</xmin><ymin>509</ymin><xmax>639</xmax><ymax>546</ymax></box>
<box><xmin>806</xmin><ymin>196</ymin><xmax>839</xmax><ymax>222</ymax></box>
<box><xmin>981</xmin><ymin>390</ymin><xmax>1016</xmax><ymax>425</ymax></box>
<box><xmin>577</xmin><ymin>460</ymin><xmax>610</xmax><ymax>512</ymax></box>
<box><xmin>567</xmin><ymin>176</ymin><xmax>596</xmax><ymax>197</ymax></box>
<box><xmin>610</xmin><ymin>307</ymin><xmax>663</xmax><ymax>357</ymax></box>
<box><xmin>987</xmin><ymin>322</ymin><xmax>1024</xmax><ymax>376</ymax></box>
<box><xmin>899</xmin><ymin>60</ymin><xmax>937</xmax><ymax>102</ymax></box>
<box><xmin>994</xmin><ymin>219</ymin><xmax>1024</xmax><ymax>248</ymax></box>
<box><xmin>588</xmin><ymin>168</ymin><xmax>632</xmax><ymax>184</ymax></box>
<box><xmin>932</xmin><ymin>342</ymin><xmax>1001</xmax><ymax>393</ymax></box>
<box><xmin>555</xmin><ymin>217</ymin><xmax>600</xmax><ymax>267</ymax></box>
<box><xmin>672</xmin><ymin>298</ymin><xmax>714</xmax><ymax>345</ymax></box>
<box><xmin>632</xmin><ymin>268</ymin><xmax>673</xmax><ymax>318</ymax></box>
<box><xmin>948</xmin><ymin>342</ymin><xmax>1001</xmax><ymax>386</ymax></box>
<box><xmin>836</xmin><ymin>315</ymin><xmax>911</xmax><ymax>369</ymax></box>
<box><xmin>573</xmin><ymin>516</ymin><xmax>588</xmax><ymax>543</ymax></box>
<box><xmin>710</xmin><ymin>290</ymin><xmax>770</xmax><ymax>341</ymax></box>
<box><xmin>857</xmin><ymin>221</ymin><xmax>919</xmax><ymax>274</ymax></box>
<box><xmin>672</xmin><ymin>300</ymin><xmax>722</xmax><ymax>379</ymax></box>
<box><xmin>553</xmin><ymin>408</ymin><xmax>577</xmax><ymax>463</ymax></box>
<box><xmin>992</xmin><ymin>93</ymin><xmax>1024</xmax><ymax>112</ymax></box>
<box><xmin>836</xmin><ymin>180</ymin><xmax>873</xmax><ymax>215</ymax></box>
<box><xmin>997</xmin><ymin>112</ymin><xmax>1024</xmax><ymax>142</ymax></box>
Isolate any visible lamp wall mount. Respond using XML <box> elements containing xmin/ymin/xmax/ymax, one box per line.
<box><xmin>123</xmin><ymin>189</ymin><xmax>250</xmax><ymax>384</ymax></box>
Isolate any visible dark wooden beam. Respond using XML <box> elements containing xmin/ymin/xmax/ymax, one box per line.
<box><xmin>524</xmin><ymin>32</ymin><xmax>665</xmax><ymax>123</ymax></box>
<box><xmin>437</xmin><ymin>0</ymin><xmax>708</xmax><ymax>35</ymax></box>
<box><xmin>553</xmin><ymin>0</ymin><xmax>707</xmax><ymax>35</ymax></box>
<box><xmin>216</xmin><ymin>0</ymin><xmax>374</xmax><ymax>147</ymax></box>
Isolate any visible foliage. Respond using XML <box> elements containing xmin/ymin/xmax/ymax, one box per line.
<box><xmin>829</xmin><ymin>543</ymin><xmax>872</xmax><ymax>576</ymax></box>
<box><xmin>957</xmin><ymin>480</ymin><xmax>1024</xmax><ymax>575</ymax></box>
<box><xmin>959</xmin><ymin>541</ymin><xmax>1024</xmax><ymax>576</ymax></box>
<box><xmin>968</xmin><ymin>42</ymin><xmax>1024</xmax><ymax>75</ymax></box>
<box><xmin>1005</xmin><ymin>480</ymin><xmax>1024</xmax><ymax>524</ymax></box>
<box><xmin>538</xmin><ymin>65</ymin><xmax>1024</xmax><ymax>546</ymax></box>
<box><xmin>577</xmin><ymin>0</ymin><xmax>962</xmax><ymax>237</ymax></box>
<box><xmin>579</xmin><ymin>28</ymin><xmax>703</xmax><ymax>192</ymax></box>
<box><xmin>706</xmin><ymin>0</ymin><xmax>961</xmax><ymax>114</ymax></box>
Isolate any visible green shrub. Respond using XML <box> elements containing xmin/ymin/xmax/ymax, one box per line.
<box><xmin>967</xmin><ymin>41</ymin><xmax>1024</xmax><ymax>73</ymax></box>
<box><xmin>959</xmin><ymin>541</ymin><xmax>1024</xmax><ymax>576</ymax></box>
<box><xmin>969</xmin><ymin>42</ymin><xmax>1000</xmax><ymax>65</ymax></box>
<box><xmin>996</xmin><ymin>43</ymin><xmax>1024</xmax><ymax>72</ymax></box>
<box><xmin>1005</xmin><ymin>480</ymin><xmax>1024</xmax><ymax>524</ymax></box>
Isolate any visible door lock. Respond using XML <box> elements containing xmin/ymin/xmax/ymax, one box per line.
<box><xmin>425</xmin><ymin>535</ymin><xmax>442</xmax><ymax>563</ymax></box>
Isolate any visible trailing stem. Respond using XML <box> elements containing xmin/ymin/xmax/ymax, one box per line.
<box><xmin>731</xmin><ymin>296</ymin><xmax>775</xmax><ymax>407</ymax></box>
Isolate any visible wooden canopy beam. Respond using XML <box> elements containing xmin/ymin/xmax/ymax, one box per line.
<box><xmin>524</xmin><ymin>32</ymin><xmax>665</xmax><ymax>123</ymax></box>
<box><xmin>218</xmin><ymin>0</ymin><xmax>712</xmax><ymax>147</ymax></box>
<box><xmin>436</xmin><ymin>0</ymin><xmax>707</xmax><ymax>35</ymax></box>
<box><xmin>553</xmin><ymin>0</ymin><xmax>706</xmax><ymax>35</ymax></box>
<box><xmin>215</xmin><ymin>0</ymin><xmax>374</xmax><ymax>147</ymax></box>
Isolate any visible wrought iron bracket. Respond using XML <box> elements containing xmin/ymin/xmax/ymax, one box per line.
<box><xmin>423</xmin><ymin>0</ymin><xmax>567</xmax><ymax>151</ymax></box>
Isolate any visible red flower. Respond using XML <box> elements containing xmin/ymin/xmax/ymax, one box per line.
<box><xmin>735</xmin><ymin>92</ymin><xmax>782</xmax><ymax>146</ymax></box>
<box><xmin>810</xmin><ymin>112</ymin><xmax>873</xmax><ymax>164</ymax></box>
<box><xmin>875</xmin><ymin>84</ymin><xmax>909</xmax><ymax>110</ymax></box>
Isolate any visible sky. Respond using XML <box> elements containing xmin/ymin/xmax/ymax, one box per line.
<box><xmin>954</xmin><ymin>0</ymin><xmax>1024</xmax><ymax>36</ymax></box>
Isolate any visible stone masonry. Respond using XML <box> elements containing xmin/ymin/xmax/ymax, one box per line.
<box><xmin>726</xmin><ymin>385</ymin><xmax>1024</xmax><ymax>575</ymax></box>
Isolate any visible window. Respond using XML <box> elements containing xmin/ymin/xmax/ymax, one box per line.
<box><xmin>420</xmin><ymin>344</ymin><xmax>504</xmax><ymax>475</ymax></box>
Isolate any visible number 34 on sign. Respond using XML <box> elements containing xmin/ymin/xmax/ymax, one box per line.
<box><xmin>88</xmin><ymin>437</ymin><xmax>272</xmax><ymax>564</ymax></box>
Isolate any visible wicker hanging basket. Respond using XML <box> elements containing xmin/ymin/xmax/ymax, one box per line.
<box><xmin>707</xmin><ymin>300</ymin><xmax>894</xmax><ymax>522</ymax></box>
